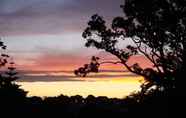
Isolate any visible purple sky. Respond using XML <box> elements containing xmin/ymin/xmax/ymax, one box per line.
<box><xmin>0</xmin><ymin>0</ymin><xmax>124</xmax><ymax>71</ymax></box>
<box><xmin>0</xmin><ymin>0</ymin><xmax>124</xmax><ymax>35</ymax></box>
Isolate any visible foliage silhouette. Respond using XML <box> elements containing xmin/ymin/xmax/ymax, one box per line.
<box><xmin>0</xmin><ymin>38</ymin><xmax>27</xmax><ymax>114</ymax></box>
<box><xmin>81</xmin><ymin>0</ymin><xmax>185</xmax><ymax>94</ymax></box>
<box><xmin>17</xmin><ymin>91</ymin><xmax>169</xmax><ymax>117</ymax></box>
<box><xmin>74</xmin><ymin>56</ymin><xmax>100</xmax><ymax>77</ymax></box>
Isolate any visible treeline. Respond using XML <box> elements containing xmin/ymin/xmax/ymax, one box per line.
<box><xmin>0</xmin><ymin>87</ymin><xmax>173</xmax><ymax>118</ymax></box>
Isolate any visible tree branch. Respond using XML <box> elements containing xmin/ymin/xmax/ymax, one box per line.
<box><xmin>120</xmin><ymin>59</ymin><xmax>144</xmax><ymax>76</ymax></box>
<box><xmin>99</xmin><ymin>61</ymin><xmax>122</xmax><ymax>65</ymax></box>
<box><xmin>131</xmin><ymin>37</ymin><xmax>163</xmax><ymax>74</ymax></box>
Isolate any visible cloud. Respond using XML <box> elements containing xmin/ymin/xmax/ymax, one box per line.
<box><xmin>14</xmin><ymin>51</ymin><xmax>95</xmax><ymax>71</ymax></box>
<box><xmin>0</xmin><ymin>0</ymin><xmax>124</xmax><ymax>36</ymax></box>
<box><xmin>3</xmin><ymin>33</ymin><xmax>100</xmax><ymax>71</ymax></box>
<box><xmin>17</xmin><ymin>70</ymin><xmax>138</xmax><ymax>82</ymax></box>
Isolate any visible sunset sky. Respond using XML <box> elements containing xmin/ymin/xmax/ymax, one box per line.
<box><xmin>0</xmin><ymin>0</ymin><xmax>127</xmax><ymax>71</ymax></box>
<box><xmin>0</xmin><ymin>0</ymin><xmax>151</xmax><ymax>98</ymax></box>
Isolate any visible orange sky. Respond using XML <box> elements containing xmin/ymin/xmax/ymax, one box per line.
<box><xmin>14</xmin><ymin>52</ymin><xmax>152</xmax><ymax>72</ymax></box>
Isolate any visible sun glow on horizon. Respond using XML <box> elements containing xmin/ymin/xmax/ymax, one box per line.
<box><xmin>18</xmin><ymin>76</ymin><xmax>144</xmax><ymax>98</ymax></box>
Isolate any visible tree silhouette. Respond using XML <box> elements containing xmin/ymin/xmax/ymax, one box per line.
<box><xmin>0</xmin><ymin>38</ymin><xmax>27</xmax><ymax>108</ymax></box>
<box><xmin>2</xmin><ymin>60</ymin><xmax>20</xmax><ymax>88</ymax></box>
<box><xmin>81</xmin><ymin>0</ymin><xmax>185</xmax><ymax>94</ymax></box>
<box><xmin>0</xmin><ymin>38</ymin><xmax>10</xmax><ymax>87</ymax></box>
